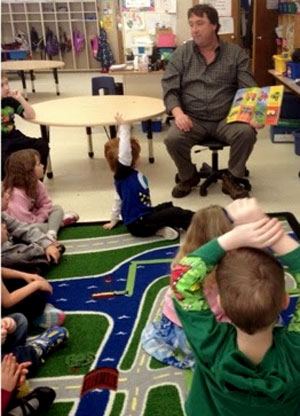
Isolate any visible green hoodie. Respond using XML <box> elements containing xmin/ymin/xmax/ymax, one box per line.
<box><xmin>173</xmin><ymin>239</ymin><xmax>300</xmax><ymax>416</ymax></box>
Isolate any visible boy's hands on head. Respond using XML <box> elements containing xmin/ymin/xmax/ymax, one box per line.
<box><xmin>225</xmin><ymin>198</ymin><xmax>266</xmax><ymax>225</ymax></box>
<box><xmin>218</xmin><ymin>217</ymin><xmax>284</xmax><ymax>251</ymax></box>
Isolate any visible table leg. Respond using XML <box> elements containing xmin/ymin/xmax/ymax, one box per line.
<box><xmin>52</xmin><ymin>68</ymin><xmax>60</xmax><ymax>96</ymax></box>
<box><xmin>146</xmin><ymin>119</ymin><xmax>154</xmax><ymax>163</ymax></box>
<box><xmin>86</xmin><ymin>127</ymin><xmax>94</xmax><ymax>158</ymax></box>
<box><xmin>29</xmin><ymin>70</ymin><xmax>36</xmax><ymax>93</ymax></box>
<box><xmin>19</xmin><ymin>70</ymin><xmax>27</xmax><ymax>100</ymax></box>
<box><xmin>109</xmin><ymin>125</ymin><xmax>117</xmax><ymax>138</ymax></box>
<box><xmin>40</xmin><ymin>125</ymin><xmax>53</xmax><ymax>179</ymax></box>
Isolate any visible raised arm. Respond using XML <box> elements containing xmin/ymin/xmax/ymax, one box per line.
<box><xmin>115</xmin><ymin>114</ymin><xmax>132</xmax><ymax>167</ymax></box>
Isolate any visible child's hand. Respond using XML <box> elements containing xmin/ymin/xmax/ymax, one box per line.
<box><xmin>31</xmin><ymin>279</ymin><xmax>53</xmax><ymax>294</ymax></box>
<box><xmin>1</xmin><ymin>354</ymin><xmax>30</xmax><ymax>392</ymax></box>
<box><xmin>1</xmin><ymin>317</ymin><xmax>17</xmax><ymax>334</ymax></box>
<box><xmin>45</xmin><ymin>244</ymin><xmax>61</xmax><ymax>264</ymax></box>
<box><xmin>219</xmin><ymin>217</ymin><xmax>284</xmax><ymax>251</ymax></box>
<box><xmin>225</xmin><ymin>198</ymin><xmax>265</xmax><ymax>225</ymax></box>
<box><xmin>114</xmin><ymin>112</ymin><xmax>125</xmax><ymax>124</ymax></box>
<box><xmin>22</xmin><ymin>273</ymin><xmax>46</xmax><ymax>284</ymax></box>
<box><xmin>8</xmin><ymin>89</ymin><xmax>23</xmax><ymax>102</ymax></box>
<box><xmin>103</xmin><ymin>222</ymin><xmax>115</xmax><ymax>230</ymax></box>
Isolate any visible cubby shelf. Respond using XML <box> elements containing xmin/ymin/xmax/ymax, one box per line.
<box><xmin>1</xmin><ymin>0</ymin><xmax>101</xmax><ymax>70</ymax></box>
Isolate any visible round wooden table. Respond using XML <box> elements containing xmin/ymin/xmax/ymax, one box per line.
<box><xmin>2</xmin><ymin>60</ymin><xmax>65</xmax><ymax>99</ymax></box>
<box><xmin>30</xmin><ymin>95</ymin><xmax>166</xmax><ymax>178</ymax></box>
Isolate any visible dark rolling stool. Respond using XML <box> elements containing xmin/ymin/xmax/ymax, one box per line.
<box><xmin>195</xmin><ymin>139</ymin><xmax>250</xmax><ymax>197</ymax></box>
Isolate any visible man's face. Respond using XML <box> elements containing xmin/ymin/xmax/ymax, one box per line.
<box><xmin>1</xmin><ymin>77</ymin><xmax>10</xmax><ymax>98</ymax></box>
<box><xmin>188</xmin><ymin>13</ymin><xmax>217</xmax><ymax>48</ymax></box>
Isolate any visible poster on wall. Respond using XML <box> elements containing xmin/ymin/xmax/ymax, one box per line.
<box><xmin>123</xmin><ymin>12</ymin><xmax>145</xmax><ymax>31</ymax></box>
<box><xmin>198</xmin><ymin>0</ymin><xmax>231</xmax><ymax>17</ymax></box>
<box><xmin>121</xmin><ymin>0</ymin><xmax>155</xmax><ymax>12</ymax></box>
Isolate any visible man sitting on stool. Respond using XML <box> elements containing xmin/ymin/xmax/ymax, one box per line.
<box><xmin>162</xmin><ymin>4</ymin><xmax>263</xmax><ymax>199</ymax></box>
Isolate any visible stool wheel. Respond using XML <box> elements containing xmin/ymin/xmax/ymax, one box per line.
<box><xmin>200</xmin><ymin>188</ymin><xmax>207</xmax><ymax>197</ymax></box>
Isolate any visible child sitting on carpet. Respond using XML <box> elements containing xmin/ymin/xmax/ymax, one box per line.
<box><xmin>172</xmin><ymin>198</ymin><xmax>300</xmax><ymax>416</ymax></box>
<box><xmin>1</xmin><ymin>71</ymin><xmax>49</xmax><ymax>179</ymax></box>
<box><xmin>103</xmin><ymin>114</ymin><xmax>194</xmax><ymax>239</ymax></box>
<box><xmin>141</xmin><ymin>204</ymin><xmax>232</xmax><ymax>369</ymax></box>
<box><xmin>3</xmin><ymin>149</ymin><xmax>79</xmax><ymax>241</ymax></box>
<box><xmin>2</xmin><ymin>267</ymin><xmax>65</xmax><ymax>328</ymax></box>
<box><xmin>1</xmin><ymin>313</ymin><xmax>68</xmax><ymax>377</ymax></box>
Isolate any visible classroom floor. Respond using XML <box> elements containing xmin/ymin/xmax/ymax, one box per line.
<box><xmin>9</xmin><ymin>71</ymin><xmax>300</xmax><ymax>223</ymax></box>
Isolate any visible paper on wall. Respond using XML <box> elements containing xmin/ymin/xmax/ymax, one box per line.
<box><xmin>123</xmin><ymin>12</ymin><xmax>145</xmax><ymax>31</ymax></box>
<box><xmin>219</xmin><ymin>17</ymin><xmax>234</xmax><ymax>34</ymax></box>
<box><xmin>198</xmin><ymin>0</ymin><xmax>232</xmax><ymax>17</ymax></box>
<box><xmin>145</xmin><ymin>13</ymin><xmax>176</xmax><ymax>35</ymax></box>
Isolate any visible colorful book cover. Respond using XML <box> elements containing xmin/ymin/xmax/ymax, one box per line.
<box><xmin>227</xmin><ymin>85</ymin><xmax>284</xmax><ymax>126</ymax></box>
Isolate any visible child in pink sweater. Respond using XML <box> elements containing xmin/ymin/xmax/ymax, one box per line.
<box><xmin>141</xmin><ymin>204</ymin><xmax>232</xmax><ymax>369</ymax></box>
<box><xmin>3</xmin><ymin>149</ymin><xmax>79</xmax><ymax>240</ymax></box>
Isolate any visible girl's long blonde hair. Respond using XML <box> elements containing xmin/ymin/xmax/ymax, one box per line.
<box><xmin>172</xmin><ymin>205</ymin><xmax>233</xmax><ymax>268</ymax></box>
<box><xmin>3</xmin><ymin>149</ymin><xmax>40</xmax><ymax>200</ymax></box>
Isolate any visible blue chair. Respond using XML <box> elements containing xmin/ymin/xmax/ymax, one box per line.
<box><xmin>86</xmin><ymin>77</ymin><xmax>119</xmax><ymax>158</ymax></box>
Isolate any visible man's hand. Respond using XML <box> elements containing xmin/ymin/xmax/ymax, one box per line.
<box><xmin>172</xmin><ymin>107</ymin><xmax>193</xmax><ymax>132</ymax></box>
<box><xmin>218</xmin><ymin>217</ymin><xmax>284</xmax><ymax>252</ymax></box>
<box><xmin>45</xmin><ymin>244</ymin><xmax>61</xmax><ymax>264</ymax></box>
<box><xmin>225</xmin><ymin>198</ymin><xmax>266</xmax><ymax>225</ymax></box>
<box><xmin>103</xmin><ymin>222</ymin><xmax>115</xmax><ymax>230</ymax></box>
<box><xmin>249</xmin><ymin>119</ymin><xmax>264</xmax><ymax>129</ymax></box>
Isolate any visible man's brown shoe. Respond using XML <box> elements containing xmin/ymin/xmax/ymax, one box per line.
<box><xmin>222</xmin><ymin>172</ymin><xmax>249</xmax><ymax>199</ymax></box>
<box><xmin>172</xmin><ymin>172</ymin><xmax>201</xmax><ymax>198</ymax></box>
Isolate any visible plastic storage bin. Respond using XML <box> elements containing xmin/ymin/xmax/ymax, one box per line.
<box><xmin>270</xmin><ymin>125</ymin><xmax>295</xmax><ymax>143</ymax></box>
<box><xmin>286</xmin><ymin>62</ymin><xmax>300</xmax><ymax>80</ymax></box>
<box><xmin>273</xmin><ymin>54</ymin><xmax>291</xmax><ymax>74</ymax></box>
<box><xmin>294</xmin><ymin>130</ymin><xmax>300</xmax><ymax>155</ymax></box>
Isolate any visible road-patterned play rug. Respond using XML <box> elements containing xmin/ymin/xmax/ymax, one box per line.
<box><xmin>32</xmin><ymin>213</ymin><xmax>300</xmax><ymax>416</ymax></box>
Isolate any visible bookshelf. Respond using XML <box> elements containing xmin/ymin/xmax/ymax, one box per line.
<box><xmin>1</xmin><ymin>0</ymin><xmax>102</xmax><ymax>70</ymax></box>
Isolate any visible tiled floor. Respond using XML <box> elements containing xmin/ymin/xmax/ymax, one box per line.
<box><xmin>9</xmin><ymin>71</ymin><xmax>300</xmax><ymax>223</ymax></box>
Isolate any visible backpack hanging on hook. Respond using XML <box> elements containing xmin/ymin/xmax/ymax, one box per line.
<box><xmin>73</xmin><ymin>29</ymin><xmax>85</xmax><ymax>54</ymax></box>
<box><xmin>45</xmin><ymin>28</ymin><xmax>60</xmax><ymax>57</ymax></box>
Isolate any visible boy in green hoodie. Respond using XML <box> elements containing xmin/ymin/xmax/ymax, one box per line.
<box><xmin>172</xmin><ymin>198</ymin><xmax>300</xmax><ymax>416</ymax></box>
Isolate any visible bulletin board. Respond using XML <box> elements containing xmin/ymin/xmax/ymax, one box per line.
<box><xmin>120</xmin><ymin>0</ymin><xmax>177</xmax><ymax>53</ymax></box>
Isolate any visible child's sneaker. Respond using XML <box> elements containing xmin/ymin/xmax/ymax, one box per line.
<box><xmin>62</xmin><ymin>211</ymin><xmax>79</xmax><ymax>227</ymax></box>
<box><xmin>8</xmin><ymin>387</ymin><xmax>56</xmax><ymax>415</ymax></box>
<box><xmin>155</xmin><ymin>227</ymin><xmax>179</xmax><ymax>240</ymax></box>
<box><xmin>33</xmin><ymin>303</ymin><xmax>66</xmax><ymax>328</ymax></box>
<box><xmin>26</xmin><ymin>326</ymin><xmax>68</xmax><ymax>358</ymax></box>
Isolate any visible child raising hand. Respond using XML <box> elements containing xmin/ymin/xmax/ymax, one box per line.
<box><xmin>103</xmin><ymin>113</ymin><xmax>194</xmax><ymax>239</ymax></box>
